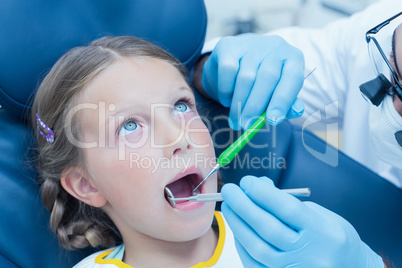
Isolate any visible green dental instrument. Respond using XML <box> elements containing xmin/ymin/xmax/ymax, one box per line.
<box><xmin>192</xmin><ymin>111</ymin><xmax>269</xmax><ymax>192</ymax></box>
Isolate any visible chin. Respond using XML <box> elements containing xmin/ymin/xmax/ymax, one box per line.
<box><xmin>169</xmin><ymin>205</ymin><xmax>216</xmax><ymax>242</ymax></box>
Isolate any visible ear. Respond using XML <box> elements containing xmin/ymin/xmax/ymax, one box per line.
<box><xmin>60</xmin><ymin>167</ymin><xmax>107</xmax><ymax>208</ymax></box>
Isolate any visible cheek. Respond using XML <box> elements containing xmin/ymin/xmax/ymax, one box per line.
<box><xmin>120</xmin><ymin>129</ymin><xmax>148</xmax><ymax>144</ymax></box>
<box><xmin>83</xmin><ymin>147</ymin><xmax>150</xmax><ymax>196</ymax></box>
<box><xmin>85</xmin><ymin>149</ymin><xmax>161</xmax><ymax>220</ymax></box>
<box><xmin>185</xmin><ymin>116</ymin><xmax>213</xmax><ymax>149</ymax></box>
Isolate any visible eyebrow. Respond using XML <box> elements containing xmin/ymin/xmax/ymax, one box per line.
<box><xmin>110</xmin><ymin>86</ymin><xmax>194</xmax><ymax>117</ymax></box>
<box><xmin>392</xmin><ymin>29</ymin><xmax>402</xmax><ymax>80</ymax></box>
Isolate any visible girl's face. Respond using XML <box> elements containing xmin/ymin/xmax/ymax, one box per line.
<box><xmin>77</xmin><ymin>57</ymin><xmax>217</xmax><ymax>244</ymax></box>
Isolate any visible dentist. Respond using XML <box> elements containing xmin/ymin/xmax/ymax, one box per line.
<box><xmin>193</xmin><ymin>0</ymin><xmax>402</xmax><ymax>267</ymax></box>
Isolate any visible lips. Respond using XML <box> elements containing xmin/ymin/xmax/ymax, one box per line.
<box><xmin>165</xmin><ymin>168</ymin><xmax>203</xmax><ymax>205</ymax></box>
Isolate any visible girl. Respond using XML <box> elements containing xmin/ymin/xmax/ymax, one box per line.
<box><xmin>32</xmin><ymin>36</ymin><xmax>242</xmax><ymax>267</ymax></box>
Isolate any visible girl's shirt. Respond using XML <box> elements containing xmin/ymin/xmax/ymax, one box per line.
<box><xmin>73</xmin><ymin>211</ymin><xmax>243</xmax><ymax>268</ymax></box>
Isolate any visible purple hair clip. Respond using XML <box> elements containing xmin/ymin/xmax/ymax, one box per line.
<box><xmin>36</xmin><ymin>113</ymin><xmax>54</xmax><ymax>143</ymax></box>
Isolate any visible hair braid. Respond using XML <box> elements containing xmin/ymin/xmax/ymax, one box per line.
<box><xmin>41</xmin><ymin>177</ymin><xmax>118</xmax><ymax>250</ymax></box>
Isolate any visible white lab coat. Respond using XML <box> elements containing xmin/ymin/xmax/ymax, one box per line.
<box><xmin>203</xmin><ymin>0</ymin><xmax>402</xmax><ymax>187</ymax></box>
<box><xmin>270</xmin><ymin>0</ymin><xmax>402</xmax><ymax>187</ymax></box>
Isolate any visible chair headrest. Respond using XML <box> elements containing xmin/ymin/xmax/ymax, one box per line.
<box><xmin>0</xmin><ymin>0</ymin><xmax>207</xmax><ymax>119</ymax></box>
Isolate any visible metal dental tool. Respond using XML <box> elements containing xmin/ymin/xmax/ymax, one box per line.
<box><xmin>192</xmin><ymin>68</ymin><xmax>317</xmax><ymax>193</ymax></box>
<box><xmin>165</xmin><ymin>187</ymin><xmax>311</xmax><ymax>208</ymax></box>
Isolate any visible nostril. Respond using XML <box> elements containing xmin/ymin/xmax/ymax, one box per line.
<box><xmin>172</xmin><ymin>148</ymin><xmax>181</xmax><ymax>156</ymax></box>
<box><xmin>170</xmin><ymin>144</ymin><xmax>190</xmax><ymax>157</ymax></box>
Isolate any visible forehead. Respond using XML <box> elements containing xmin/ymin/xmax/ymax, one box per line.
<box><xmin>81</xmin><ymin>57</ymin><xmax>188</xmax><ymax>104</ymax></box>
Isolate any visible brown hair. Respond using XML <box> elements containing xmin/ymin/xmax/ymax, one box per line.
<box><xmin>31</xmin><ymin>36</ymin><xmax>188</xmax><ymax>250</ymax></box>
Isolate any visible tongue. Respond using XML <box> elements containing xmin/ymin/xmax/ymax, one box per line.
<box><xmin>166</xmin><ymin>176</ymin><xmax>193</xmax><ymax>198</ymax></box>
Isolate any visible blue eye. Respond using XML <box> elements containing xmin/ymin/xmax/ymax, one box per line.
<box><xmin>173</xmin><ymin>102</ymin><xmax>191</xmax><ymax>115</ymax></box>
<box><xmin>118</xmin><ymin>121</ymin><xmax>139</xmax><ymax>137</ymax></box>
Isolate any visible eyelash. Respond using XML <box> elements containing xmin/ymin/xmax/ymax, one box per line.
<box><xmin>116</xmin><ymin>96</ymin><xmax>195</xmax><ymax>136</ymax></box>
<box><xmin>116</xmin><ymin>116</ymin><xmax>138</xmax><ymax>137</ymax></box>
<box><xmin>177</xmin><ymin>96</ymin><xmax>195</xmax><ymax>110</ymax></box>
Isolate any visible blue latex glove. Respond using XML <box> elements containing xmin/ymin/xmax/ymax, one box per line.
<box><xmin>221</xmin><ymin>176</ymin><xmax>384</xmax><ymax>268</ymax></box>
<box><xmin>202</xmin><ymin>34</ymin><xmax>305</xmax><ymax>129</ymax></box>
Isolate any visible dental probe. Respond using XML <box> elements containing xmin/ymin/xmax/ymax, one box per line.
<box><xmin>192</xmin><ymin>110</ymin><xmax>268</xmax><ymax>193</ymax></box>
<box><xmin>168</xmin><ymin>188</ymin><xmax>311</xmax><ymax>208</ymax></box>
<box><xmin>193</xmin><ymin>68</ymin><xmax>317</xmax><ymax>193</ymax></box>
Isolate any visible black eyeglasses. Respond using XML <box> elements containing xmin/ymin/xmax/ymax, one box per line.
<box><xmin>363</xmin><ymin>12</ymin><xmax>402</xmax><ymax>105</ymax></box>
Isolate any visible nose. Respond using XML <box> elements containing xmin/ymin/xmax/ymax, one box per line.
<box><xmin>170</xmin><ymin>143</ymin><xmax>191</xmax><ymax>157</ymax></box>
<box><xmin>153</xmin><ymin>111</ymin><xmax>191</xmax><ymax>158</ymax></box>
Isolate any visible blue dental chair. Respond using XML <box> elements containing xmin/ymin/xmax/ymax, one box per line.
<box><xmin>0</xmin><ymin>1</ymin><xmax>401</xmax><ymax>267</ymax></box>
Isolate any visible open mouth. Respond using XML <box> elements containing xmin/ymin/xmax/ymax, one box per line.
<box><xmin>164</xmin><ymin>173</ymin><xmax>202</xmax><ymax>206</ymax></box>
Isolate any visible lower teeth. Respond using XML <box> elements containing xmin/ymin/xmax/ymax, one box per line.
<box><xmin>192</xmin><ymin>187</ymin><xmax>201</xmax><ymax>196</ymax></box>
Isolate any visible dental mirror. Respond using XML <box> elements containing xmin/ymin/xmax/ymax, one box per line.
<box><xmin>164</xmin><ymin>186</ymin><xmax>311</xmax><ymax>208</ymax></box>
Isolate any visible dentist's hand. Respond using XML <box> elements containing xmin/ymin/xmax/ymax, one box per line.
<box><xmin>221</xmin><ymin>176</ymin><xmax>384</xmax><ymax>268</ymax></box>
<box><xmin>202</xmin><ymin>34</ymin><xmax>305</xmax><ymax>129</ymax></box>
